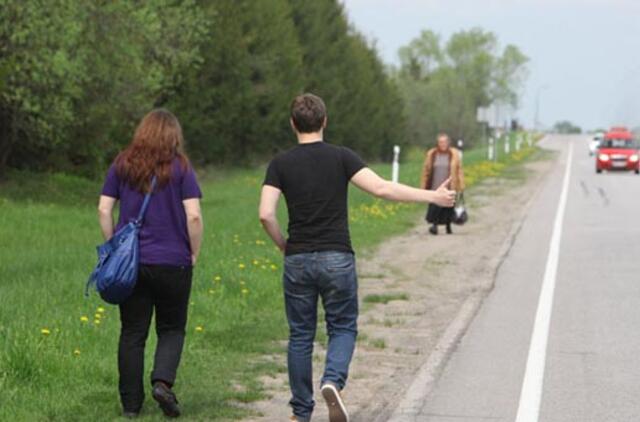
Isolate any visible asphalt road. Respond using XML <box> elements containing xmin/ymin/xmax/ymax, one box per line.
<box><xmin>411</xmin><ymin>135</ymin><xmax>640</xmax><ymax>422</ymax></box>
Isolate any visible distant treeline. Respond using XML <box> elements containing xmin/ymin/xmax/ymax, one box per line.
<box><xmin>0</xmin><ymin>1</ymin><xmax>528</xmax><ymax>177</ymax></box>
<box><xmin>395</xmin><ymin>29</ymin><xmax>529</xmax><ymax>146</ymax></box>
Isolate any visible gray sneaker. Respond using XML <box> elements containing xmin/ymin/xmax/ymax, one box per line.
<box><xmin>320</xmin><ymin>383</ymin><xmax>349</xmax><ymax>422</ymax></box>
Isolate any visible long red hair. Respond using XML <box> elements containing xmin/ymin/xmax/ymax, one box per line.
<box><xmin>115</xmin><ymin>109</ymin><xmax>189</xmax><ymax>192</ymax></box>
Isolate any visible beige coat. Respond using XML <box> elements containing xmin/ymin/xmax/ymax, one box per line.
<box><xmin>420</xmin><ymin>147</ymin><xmax>465</xmax><ymax>192</ymax></box>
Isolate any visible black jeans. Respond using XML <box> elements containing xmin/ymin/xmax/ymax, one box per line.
<box><xmin>118</xmin><ymin>264</ymin><xmax>192</xmax><ymax>412</ymax></box>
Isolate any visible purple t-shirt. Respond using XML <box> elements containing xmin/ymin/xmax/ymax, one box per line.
<box><xmin>101</xmin><ymin>158</ymin><xmax>202</xmax><ymax>266</ymax></box>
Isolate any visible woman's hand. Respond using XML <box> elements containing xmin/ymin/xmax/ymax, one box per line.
<box><xmin>191</xmin><ymin>254</ymin><xmax>197</xmax><ymax>266</ymax></box>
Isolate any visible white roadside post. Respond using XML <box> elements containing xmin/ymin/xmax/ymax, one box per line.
<box><xmin>392</xmin><ymin>145</ymin><xmax>400</xmax><ymax>183</ymax></box>
<box><xmin>516</xmin><ymin>133</ymin><xmax>522</xmax><ymax>151</ymax></box>
<box><xmin>457</xmin><ymin>139</ymin><xmax>464</xmax><ymax>161</ymax></box>
<box><xmin>504</xmin><ymin>135</ymin><xmax>510</xmax><ymax>155</ymax></box>
<box><xmin>488</xmin><ymin>138</ymin><xmax>494</xmax><ymax>161</ymax></box>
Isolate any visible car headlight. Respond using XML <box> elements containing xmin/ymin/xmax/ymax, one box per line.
<box><xmin>630</xmin><ymin>155</ymin><xmax>639</xmax><ymax>162</ymax></box>
<box><xmin>599</xmin><ymin>153</ymin><xmax>610</xmax><ymax>162</ymax></box>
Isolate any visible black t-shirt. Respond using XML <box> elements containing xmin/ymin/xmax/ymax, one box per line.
<box><xmin>263</xmin><ymin>141</ymin><xmax>367</xmax><ymax>256</ymax></box>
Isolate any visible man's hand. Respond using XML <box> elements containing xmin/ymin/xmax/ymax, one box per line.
<box><xmin>433</xmin><ymin>178</ymin><xmax>456</xmax><ymax>207</ymax></box>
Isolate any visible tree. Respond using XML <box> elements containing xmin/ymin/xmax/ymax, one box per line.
<box><xmin>0</xmin><ymin>0</ymin><xmax>86</xmax><ymax>173</ymax></box>
<box><xmin>170</xmin><ymin>0</ymin><xmax>305</xmax><ymax>164</ymax></box>
<box><xmin>398</xmin><ymin>30</ymin><xmax>442</xmax><ymax>82</ymax></box>
<box><xmin>0</xmin><ymin>0</ymin><xmax>206</xmax><ymax>176</ymax></box>
<box><xmin>491</xmin><ymin>44</ymin><xmax>529</xmax><ymax>129</ymax></box>
<box><xmin>288</xmin><ymin>0</ymin><xmax>406</xmax><ymax>159</ymax></box>
<box><xmin>395</xmin><ymin>27</ymin><xmax>529</xmax><ymax>147</ymax></box>
<box><xmin>553</xmin><ymin>120</ymin><xmax>582</xmax><ymax>134</ymax></box>
<box><xmin>0</xmin><ymin>0</ymin><xmax>406</xmax><ymax>174</ymax></box>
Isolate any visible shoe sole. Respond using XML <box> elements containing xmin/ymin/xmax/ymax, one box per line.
<box><xmin>152</xmin><ymin>388</ymin><xmax>180</xmax><ymax>418</ymax></box>
<box><xmin>321</xmin><ymin>384</ymin><xmax>349</xmax><ymax>422</ymax></box>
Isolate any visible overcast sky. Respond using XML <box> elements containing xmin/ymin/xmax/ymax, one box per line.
<box><xmin>342</xmin><ymin>0</ymin><xmax>640</xmax><ymax>130</ymax></box>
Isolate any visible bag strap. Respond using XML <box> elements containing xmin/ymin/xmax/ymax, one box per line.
<box><xmin>135</xmin><ymin>176</ymin><xmax>157</xmax><ymax>225</ymax></box>
<box><xmin>457</xmin><ymin>191</ymin><xmax>465</xmax><ymax>206</ymax></box>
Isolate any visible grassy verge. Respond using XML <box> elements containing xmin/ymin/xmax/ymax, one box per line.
<box><xmin>0</xmin><ymin>134</ymin><xmax>540</xmax><ymax>421</ymax></box>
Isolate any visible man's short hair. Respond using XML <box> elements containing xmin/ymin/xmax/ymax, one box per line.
<box><xmin>290</xmin><ymin>93</ymin><xmax>327</xmax><ymax>133</ymax></box>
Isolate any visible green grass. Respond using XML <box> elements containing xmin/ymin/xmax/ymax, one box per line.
<box><xmin>0</xmin><ymin>134</ymin><xmax>541</xmax><ymax>421</ymax></box>
<box><xmin>363</xmin><ymin>293</ymin><xmax>410</xmax><ymax>305</ymax></box>
<box><xmin>368</xmin><ymin>338</ymin><xmax>386</xmax><ymax>349</ymax></box>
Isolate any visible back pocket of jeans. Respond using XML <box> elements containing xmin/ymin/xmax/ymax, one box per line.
<box><xmin>327</xmin><ymin>258</ymin><xmax>354</xmax><ymax>273</ymax></box>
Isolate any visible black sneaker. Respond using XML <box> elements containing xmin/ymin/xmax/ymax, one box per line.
<box><xmin>321</xmin><ymin>383</ymin><xmax>349</xmax><ymax>422</ymax></box>
<box><xmin>152</xmin><ymin>382</ymin><xmax>181</xmax><ymax>418</ymax></box>
<box><xmin>429</xmin><ymin>225</ymin><xmax>438</xmax><ymax>235</ymax></box>
<box><xmin>446</xmin><ymin>224</ymin><xmax>453</xmax><ymax>235</ymax></box>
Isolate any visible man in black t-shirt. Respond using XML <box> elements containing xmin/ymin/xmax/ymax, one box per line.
<box><xmin>259</xmin><ymin>93</ymin><xmax>455</xmax><ymax>422</ymax></box>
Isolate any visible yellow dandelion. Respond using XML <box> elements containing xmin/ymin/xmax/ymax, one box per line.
<box><xmin>73</xmin><ymin>349</ymin><xmax>81</xmax><ymax>356</ymax></box>
<box><xmin>252</xmin><ymin>260</ymin><xmax>259</xmax><ymax>265</ymax></box>
<box><xmin>270</xmin><ymin>264</ymin><xmax>278</xmax><ymax>271</ymax></box>
<box><xmin>214</xmin><ymin>275</ymin><xmax>221</xmax><ymax>282</ymax></box>
<box><xmin>240</xmin><ymin>280</ymin><xmax>246</xmax><ymax>285</ymax></box>
<box><xmin>41</xmin><ymin>328</ymin><xmax>51</xmax><ymax>336</ymax></box>
<box><xmin>80</xmin><ymin>316</ymin><xmax>89</xmax><ymax>323</ymax></box>
<box><xmin>261</xmin><ymin>265</ymin><xmax>267</xmax><ymax>270</ymax></box>
<box><xmin>94</xmin><ymin>313</ymin><xmax>102</xmax><ymax>319</ymax></box>
<box><xmin>208</xmin><ymin>289</ymin><xmax>215</xmax><ymax>294</ymax></box>
<box><xmin>97</xmin><ymin>307</ymin><xmax>105</xmax><ymax>314</ymax></box>
<box><xmin>241</xmin><ymin>288</ymin><xmax>249</xmax><ymax>295</ymax></box>
<box><xmin>94</xmin><ymin>319</ymin><xmax>101</xmax><ymax>325</ymax></box>
<box><xmin>195</xmin><ymin>326</ymin><xmax>204</xmax><ymax>332</ymax></box>
<box><xmin>238</xmin><ymin>263</ymin><xmax>246</xmax><ymax>269</ymax></box>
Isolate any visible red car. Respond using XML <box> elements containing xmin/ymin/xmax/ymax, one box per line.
<box><xmin>596</xmin><ymin>130</ymin><xmax>639</xmax><ymax>174</ymax></box>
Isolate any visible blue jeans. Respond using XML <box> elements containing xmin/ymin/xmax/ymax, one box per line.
<box><xmin>283</xmin><ymin>251</ymin><xmax>359</xmax><ymax>422</ymax></box>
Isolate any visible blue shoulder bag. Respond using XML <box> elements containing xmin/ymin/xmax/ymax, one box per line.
<box><xmin>86</xmin><ymin>176</ymin><xmax>157</xmax><ymax>304</ymax></box>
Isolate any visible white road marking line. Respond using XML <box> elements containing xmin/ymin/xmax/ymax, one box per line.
<box><xmin>515</xmin><ymin>141</ymin><xmax>574</xmax><ymax>422</ymax></box>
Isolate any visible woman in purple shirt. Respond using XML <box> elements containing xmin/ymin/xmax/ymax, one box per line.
<box><xmin>98</xmin><ymin>109</ymin><xmax>203</xmax><ymax>418</ymax></box>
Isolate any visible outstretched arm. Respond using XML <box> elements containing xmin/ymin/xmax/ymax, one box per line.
<box><xmin>350</xmin><ymin>168</ymin><xmax>456</xmax><ymax>207</ymax></box>
<box><xmin>259</xmin><ymin>185</ymin><xmax>287</xmax><ymax>252</ymax></box>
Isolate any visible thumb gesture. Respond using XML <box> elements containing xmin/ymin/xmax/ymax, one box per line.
<box><xmin>434</xmin><ymin>178</ymin><xmax>455</xmax><ymax>207</ymax></box>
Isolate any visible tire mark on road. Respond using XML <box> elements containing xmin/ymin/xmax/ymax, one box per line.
<box><xmin>579</xmin><ymin>180</ymin><xmax>589</xmax><ymax>197</ymax></box>
<box><xmin>597</xmin><ymin>187</ymin><xmax>609</xmax><ymax>207</ymax></box>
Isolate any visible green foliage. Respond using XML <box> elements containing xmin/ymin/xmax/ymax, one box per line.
<box><xmin>363</xmin><ymin>293</ymin><xmax>410</xmax><ymax>304</ymax></box>
<box><xmin>493</xmin><ymin>44</ymin><xmax>529</xmax><ymax>109</ymax></box>
<box><xmin>0</xmin><ymin>0</ymin><xmax>405</xmax><ymax>173</ymax></box>
<box><xmin>0</xmin><ymin>0</ymin><xmax>207</xmax><ymax>176</ymax></box>
<box><xmin>289</xmin><ymin>0</ymin><xmax>406</xmax><ymax>160</ymax></box>
<box><xmin>553</xmin><ymin>120</ymin><xmax>582</xmax><ymax>134</ymax></box>
<box><xmin>169</xmin><ymin>0</ymin><xmax>305</xmax><ymax>165</ymax></box>
<box><xmin>396</xmin><ymin>27</ymin><xmax>528</xmax><ymax>148</ymax></box>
